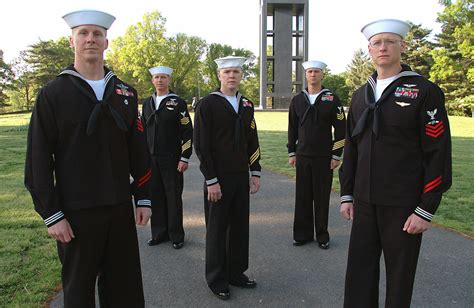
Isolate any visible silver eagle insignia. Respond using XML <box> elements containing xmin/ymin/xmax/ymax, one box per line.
<box><xmin>426</xmin><ymin>109</ymin><xmax>439</xmax><ymax>124</ymax></box>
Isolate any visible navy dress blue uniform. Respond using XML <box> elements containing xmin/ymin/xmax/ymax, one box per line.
<box><xmin>194</xmin><ymin>90</ymin><xmax>261</xmax><ymax>294</ymax></box>
<box><xmin>288</xmin><ymin>88</ymin><xmax>346</xmax><ymax>244</ymax></box>
<box><xmin>142</xmin><ymin>93</ymin><xmax>193</xmax><ymax>244</ymax></box>
<box><xmin>339</xmin><ymin>65</ymin><xmax>452</xmax><ymax>307</ymax></box>
<box><xmin>25</xmin><ymin>65</ymin><xmax>151</xmax><ymax>307</ymax></box>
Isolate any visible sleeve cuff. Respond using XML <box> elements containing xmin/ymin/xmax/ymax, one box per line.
<box><xmin>180</xmin><ymin>157</ymin><xmax>190</xmax><ymax>163</ymax></box>
<box><xmin>136</xmin><ymin>199</ymin><xmax>152</xmax><ymax>207</ymax></box>
<box><xmin>332</xmin><ymin>155</ymin><xmax>341</xmax><ymax>161</ymax></box>
<box><xmin>251</xmin><ymin>170</ymin><xmax>261</xmax><ymax>177</ymax></box>
<box><xmin>44</xmin><ymin>211</ymin><xmax>65</xmax><ymax>227</ymax></box>
<box><xmin>288</xmin><ymin>152</ymin><xmax>296</xmax><ymax>157</ymax></box>
<box><xmin>414</xmin><ymin>206</ymin><xmax>433</xmax><ymax>222</ymax></box>
<box><xmin>206</xmin><ymin>177</ymin><xmax>219</xmax><ymax>186</ymax></box>
<box><xmin>340</xmin><ymin>195</ymin><xmax>353</xmax><ymax>204</ymax></box>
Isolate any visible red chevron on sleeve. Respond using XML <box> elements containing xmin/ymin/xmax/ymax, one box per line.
<box><xmin>137</xmin><ymin>168</ymin><xmax>151</xmax><ymax>188</ymax></box>
<box><xmin>425</xmin><ymin>121</ymin><xmax>444</xmax><ymax>138</ymax></box>
<box><xmin>136</xmin><ymin>117</ymin><xmax>144</xmax><ymax>133</ymax></box>
<box><xmin>423</xmin><ymin>175</ymin><xmax>442</xmax><ymax>193</ymax></box>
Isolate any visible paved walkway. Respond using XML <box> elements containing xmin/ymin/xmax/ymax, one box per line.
<box><xmin>51</xmin><ymin>156</ymin><xmax>473</xmax><ymax>307</ymax></box>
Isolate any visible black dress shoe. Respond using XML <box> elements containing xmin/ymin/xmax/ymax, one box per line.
<box><xmin>147</xmin><ymin>237</ymin><xmax>169</xmax><ymax>246</ymax></box>
<box><xmin>293</xmin><ymin>239</ymin><xmax>313</xmax><ymax>246</ymax></box>
<box><xmin>172</xmin><ymin>242</ymin><xmax>184</xmax><ymax>249</ymax></box>
<box><xmin>318</xmin><ymin>242</ymin><xmax>330</xmax><ymax>250</ymax></box>
<box><xmin>229</xmin><ymin>275</ymin><xmax>257</xmax><ymax>289</ymax></box>
<box><xmin>212</xmin><ymin>290</ymin><xmax>230</xmax><ymax>300</ymax></box>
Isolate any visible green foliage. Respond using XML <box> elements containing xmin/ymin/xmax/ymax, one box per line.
<box><xmin>323</xmin><ymin>72</ymin><xmax>350</xmax><ymax>106</ymax></box>
<box><xmin>240</xmin><ymin>59</ymin><xmax>260</xmax><ymax>104</ymax></box>
<box><xmin>9</xmin><ymin>51</ymin><xmax>36</xmax><ymax>111</ymax></box>
<box><xmin>107</xmin><ymin>10</ymin><xmax>168</xmax><ymax>96</ymax></box>
<box><xmin>344</xmin><ymin>49</ymin><xmax>374</xmax><ymax>102</ymax></box>
<box><xmin>163</xmin><ymin>33</ymin><xmax>207</xmax><ymax>101</ymax></box>
<box><xmin>0</xmin><ymin>56</ymin><xmax>14</xmax><ymax>110</ymax></box>
<box><xmin>402</xmin><ymin>22</ymin><xmax>435</xmax><ymax>77</ymax></box>
<box><xmin>26</xmin><ymin>37</ymin><xmax>74</xmax><ymax>91</ymax></box>
<box><xmin>430</xmin><ymin>0</ymin><xmax>473</xmax><ymax>110</ymax></box>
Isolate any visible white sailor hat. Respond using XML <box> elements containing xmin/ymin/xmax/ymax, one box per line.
<box><xmin>302</xmin><ymin>61</ymin><xmax>327</xmax><ymax>70</ymax></box>
<box><xmin>214</xmin><ymin>56</ymin><xmax>246</xmax><ymax>69</ymax></box>
<box><xmin>361</xmin><ymin>19</ymin><xmax>411</xmax><ymax>40</ymax></box>
<box><xmin>149</xmin><ymin>66</ymin><xmax>173</xmax><ymax>76</ymax></box>
<box><xmin>63</xmin><ymin>10</ymin><xmax>116</xmax><ymax>30</ymax></box>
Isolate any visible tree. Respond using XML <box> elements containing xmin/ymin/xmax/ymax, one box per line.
<box><xmin>26</xmin><ymin>37</ymin><xmax>74</xmax><ymax>89</ymax></box>
<box><xmin>345</xmin><ymin>49</ymin><xmax>374</xmax><ymax>101</ymax></box>
<box><xmin>402</xmin><ymin>22</ymin><xmax>435</xmax><ymax>78</ymax></box>
<box><xmin>162</xmin><ymin>33</ymin><xmax>207</xmax><ymax>101</ymax></box>
<box><xmin>0</xmin><ymin>55</ymin><xmax>14</xmax><ymax>111</ymax></box>
<box><xmin>10</xmin><ymin>51</ymin><xmax>36</xmax><ymax>111</ymax></box>
<box><xmin>430</xmin><ymin>0</ymin><xmax>473</xmax><ymax>113</ymax></box>
<box><xmin>107</xmin><ymin>10</ymin><xmax>168</xmax><ymax>96</ymax></box>
<box><xmin>107</xmin><ymin>11</ymin><xmax>208</xmax><ymax>101</ymax></box>
<box><xmin>240</xmin><ymin>58</ymin><xmax>260</xmax><ymax>104</ymax></box>
<box><xmin>323</xmin><ymin>71</ymin><xmax>350</xmax><ymax>106</ymax></box>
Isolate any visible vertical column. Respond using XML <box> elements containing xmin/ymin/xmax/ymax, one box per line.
<box><xmin>273</xmin><ymin>6</ymin><xmax>293</xmax><ymax>109</ymax></box>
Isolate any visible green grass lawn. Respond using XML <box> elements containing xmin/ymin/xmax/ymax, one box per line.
<box><xmin>0</xmin><ymin>112</ymin><xmax>472</xmax><ymax>305</ymax></box>
<box><xmin>0</xmin><ymin>114</ymin><xmax>61</xmax><ymax>307</ymax></box>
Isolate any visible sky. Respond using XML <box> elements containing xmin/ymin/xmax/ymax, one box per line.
<box><xmin>1</xmin><ymin>0</ymin><xmax>444</xmax><ymax>73</ymax></box>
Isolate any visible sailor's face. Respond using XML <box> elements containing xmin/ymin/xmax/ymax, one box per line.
<box><xmin>305</xmin><ymin>68</ymin><xmax>323</xmax><ymax>86</ymax></box>
<box><xmin>218</xmin><ymin>67</ymin><xmax>242</xmax><ymax>92</ymax></box>
<box><xmin>151</xmin><ymin>74</ymin><xmax>171</xmax><ymax>92</ymax></box>
<box><xmin>70</xmin><ymin>25</ymin><xmax>108</xmax><ymax>61</ymax></box>
<box><xmin>368</xmin><ymin>33</ymin><xmax>405</xmax><ymax>68</ymax></box>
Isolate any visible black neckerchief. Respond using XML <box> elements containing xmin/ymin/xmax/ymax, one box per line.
<box><xmin>300</xmin><ymin>88</ymin><xmax>331</xmax><ymax>126</ymax></box>
<box><xmin>351</xmin><ymin>64</ymin><xmax>421</xmax><ymax>139</ymax></box>
<box><xmin>211</xmin><ymin>89</ymin><xmax>244</xmax><ymax>150</ymax></box>
<box><xmin>58</xmin><ymin>65</ymin><xmax>128</xmax><ymax>136</ymax></box>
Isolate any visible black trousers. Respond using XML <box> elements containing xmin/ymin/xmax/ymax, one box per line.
<box><xmin>150</xmin><ymin>155</ymin><xmax>184</xmax><ymax>243</ymax></box>
<box><xmin>57</xmin><ymin>203</ymin><xmax>144</xmax><ymax>308</ymax></box>
<box><xmin>204</xmin><ymin>173</ymin><xmax>250</xmax><ymax>293</ymax></box>
<box><xmin>344</xmin><ymin>200</ymin><xmax>423</xmax><ymax>308</ymax></box>
<box><xmin>293</xmin><ymin>155</ymin><xmax>333</xmax><ymax>243</ymax></box>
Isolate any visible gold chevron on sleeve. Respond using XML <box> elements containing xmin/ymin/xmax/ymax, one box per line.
<box><xmin>250</xmin><ymin>118</ymin><xmax>256</xmax><ymax>130</ymax></box>
<box><xmin>181</xmin><ymin>140</ymin><xmax>191</xmax><ymax>153</ymax></box>
<box><xmin>180</xmin><ymin>117</ymin><xmax>190</xmax><ymax>125</ymax></box>
<box><xmin>249</xmin><ymin>148</ymin><xmax>260</xmax><ymax>165</ymax></box>
<box><xmin>337</xmin><ymin>112</ymin><xmax>345</xmax><ymax>120</ymax></box>
<box><xmin>332</xmin><ymin>139</ymin><xmax>345</xmax><ymax>150</ymax></box>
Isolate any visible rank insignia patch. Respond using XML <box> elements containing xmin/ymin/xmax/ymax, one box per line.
<box><xmin>394</xmin><ymin>87</ymin><xmax>419</xmax><ymax>99</ymax></box>
<box><xmin>180</xmin><ymin>116</ymin><xmax>190</xmax><ymax>125</ymax></box>
<box><xmin>425</xmin><ymin>121</ymin><xmax>444</xmax><ymax>138</ymax></box>
<box><xmin>336</xmin><ymin>106</ymin><xmax>345</xmax><ymax>120</ymax></box>
<box><xmin>425</xmin><ymin>109</ymin><xmax>444</xmax><ymax>137</ymax></box>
